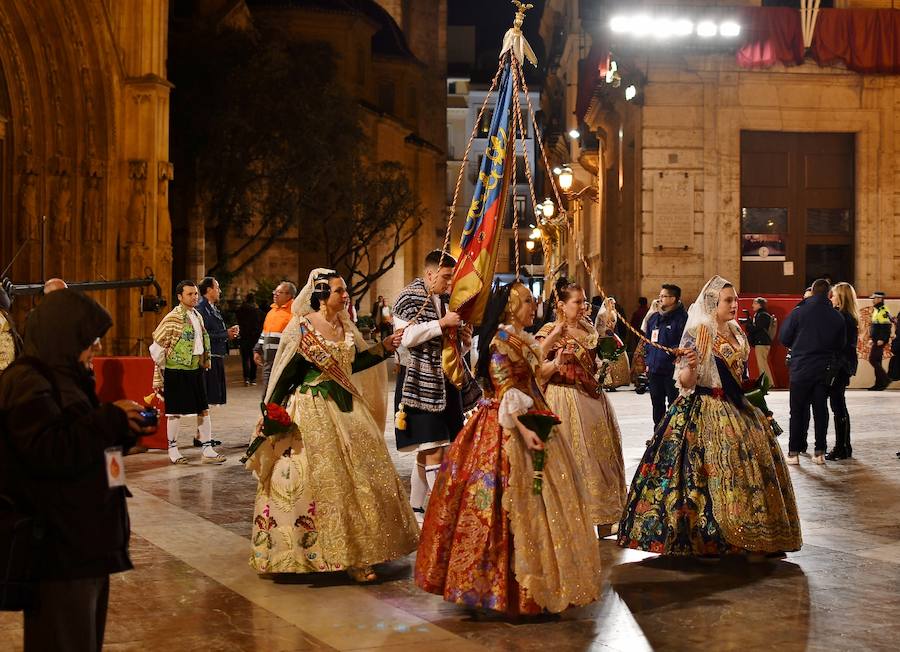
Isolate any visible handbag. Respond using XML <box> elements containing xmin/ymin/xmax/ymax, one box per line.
<box><xmin>0</xmin><ymin>493</ymin><xmax>38</xmax><ymax>611</ymax></box>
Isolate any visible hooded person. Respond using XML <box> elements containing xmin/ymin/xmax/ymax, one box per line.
<box><xmin>618</xmin><ymin>275</ymin><xmax>802</xmax><ymax>559</ymax></box>
<box><xmin>0</xmin><ymin>289</ymin><xmax>154</xmax><ymax>651</ymax></box>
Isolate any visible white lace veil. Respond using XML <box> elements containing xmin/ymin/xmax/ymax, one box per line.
<box><xmin>675</xmin><ymin>275</ymin><xmax>737</xmax><ymax>395</ymax></box>
<box><xmin>264</xmin><ymin>268</ymin><xmax>388</xmax><ymax>429</ymax></box>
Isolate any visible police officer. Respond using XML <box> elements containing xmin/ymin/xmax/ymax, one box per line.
<box><xmin>867</xmin><ymin>291</ymin><xmax>894</xmax><ymax>391</ymax></box>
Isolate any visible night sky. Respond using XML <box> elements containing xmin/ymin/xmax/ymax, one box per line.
<box><xmin>449</xmin><ymin>0</ymin><xmax>547</xmax><ymax>78</ymax></box>
<box><xmin>449</xmin><ymin>0</ymin><xmax>545</xmax><ymax>55</ymax></box>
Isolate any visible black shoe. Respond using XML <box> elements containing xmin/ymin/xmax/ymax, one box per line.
<box><xmin>824</xmin><ymin>448</ymin><xmax>848</xmax><ymax>461</ymax></box>
<box><xmin>868</xmin><ymin>385</ymin><xmax>887</xmax><ymax>391</ymax></box>
<box><xmin>193</xmin><ymin>437</ymin><xmax>222</xmax><ymax>447</ymax></box>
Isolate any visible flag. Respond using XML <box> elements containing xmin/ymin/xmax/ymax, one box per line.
<box><xmin>442</xmin><ymin>56</ymin><xmax>516</xmax><ymax>387</ymax></box>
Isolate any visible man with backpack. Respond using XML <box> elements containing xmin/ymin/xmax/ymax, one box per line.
<box><xmin>747</xmin><ymin>297</ymin><xmax>777</xmax><ymax>386</ymax></box>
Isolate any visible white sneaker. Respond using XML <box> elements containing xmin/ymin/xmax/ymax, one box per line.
<box><xmin>813</xmin><ymin>454</ymin><xmax>826</xmax><ymax>465</ymax></box>
<box><xmin>786</xmin><ymin>454</ymin><xmax>800</xmax><ymax>466</ymax></box>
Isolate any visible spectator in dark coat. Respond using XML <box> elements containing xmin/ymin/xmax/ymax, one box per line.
<box><xmin>746</xmin><ymin>297</ymin><xmax>775</xmax><ymax>385</ymax></box>
<box><xmin>236</xmin><ymin>293</ymin><xmax>263</xmax><ymax>385</ymax></box>
<box><xmin>644</xmin><ymin>284</ymin><xmax>688</xmax><ymax>429</ymax></box>
<box><xmin>780</xmin><ymin>278</ymin><xmax>846</xmax><ymax>465</ymax></box>
<box><xmin>0</xmin><ymin>290</ymin><xmax>154</xmax><ymax>651</ymax></box>
<box><xmin>825</xmin><ymin>282</ymin><xmax>860</xmax><ymax>460</ymax></box>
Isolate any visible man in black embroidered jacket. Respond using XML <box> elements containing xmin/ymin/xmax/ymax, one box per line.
<box><xmin>392</xmin><ymin>250</ymin><xmax>481</xmax><ymax>518</ymax></box>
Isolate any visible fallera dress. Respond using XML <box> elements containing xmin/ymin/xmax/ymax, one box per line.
<box><xmin>415</xmin><ymin>325</ymin><xmax>602</xmax><ymax>615</ymax></box>
<box><xmin>618</xmin><ymin>324</ymin><xmax>802</xmax><ymax>556</ymax></box>
<box><xmin>247</xmin><ymin>317</ymin><xmax>419</xmax><ymax>573</ymax></box>
<box><xmin>536</xmin><ymin>320</ymin><xmax>626</xmax><ymax>526</ymax></box>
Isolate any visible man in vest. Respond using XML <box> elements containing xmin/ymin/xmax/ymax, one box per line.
<box><xmin>392</xmin><ymin>250</ymin><xmax>481</xmax><ymax>520</ymax></box>
<box><xmin>253</xmin><ymin>281</ymin><xmax>296</xmax><ymax>396</ymax></box>
<box><xmin>868</xmin><ymin>291</ymin><xmax>894</xmax><ymax>391</ymax></box>
<box><xmin>151</xmin><ymin>280</ymin><xmax>226</xmax><ymax>465</ymax></box>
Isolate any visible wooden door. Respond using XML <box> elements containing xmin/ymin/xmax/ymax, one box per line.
<box><xmin>740</xmin><ymin>131</ymin><xmax>854</xmax><ymax>294</ymax></box>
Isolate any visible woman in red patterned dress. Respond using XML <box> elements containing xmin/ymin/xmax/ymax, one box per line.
<box><xmin>415</xmin><ymin>282</ymin><xmax>602</xmax><ymax>615</ymax></box>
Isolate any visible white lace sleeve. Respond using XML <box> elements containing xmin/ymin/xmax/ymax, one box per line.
<box><xmin>498</xmin><ymin>387</ymin><xmax>534</xmax><ymax>429</ymax></box>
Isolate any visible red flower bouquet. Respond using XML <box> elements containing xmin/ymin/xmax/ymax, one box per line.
<box><xmin>517</xmin><ymin>409</ymin><xmax>562</xmax><ymax>494</ymax></box>
<box><xmin>241</xmin><ymin>402</ymin><xmax>297</xmax><ymax>463</ymax></box>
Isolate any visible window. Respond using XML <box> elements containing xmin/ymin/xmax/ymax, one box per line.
<box><xmin>477</xmin><ymin>109</ymin><xmax>493</xmax><ymax>137</ymax></box>
<box><xmin>504</xmin><ymin>194</ymin><xmax>527</xmax><ymax>228</ymax></box>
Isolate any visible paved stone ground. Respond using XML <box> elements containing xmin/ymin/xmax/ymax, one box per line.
<box><xmin>2</xmin><ymin>355</ymin><xmax>899</xmax><ymax>651</ymax></box>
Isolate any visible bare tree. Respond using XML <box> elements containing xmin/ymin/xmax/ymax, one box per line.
<box><xmin>315</xmin><ymin>161</ymin><xmax>425</xmax><ymax>301</ymax></box>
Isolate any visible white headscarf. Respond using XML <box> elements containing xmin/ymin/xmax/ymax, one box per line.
<box><xmin>675</xmin><ymin>275</ymin><xmax>745</xmax><ymax>396</ymax></box>
<box><xmin>264</xmin><ymin>268</ymin><xmax>389</xmax><ymax>428</ymax></box>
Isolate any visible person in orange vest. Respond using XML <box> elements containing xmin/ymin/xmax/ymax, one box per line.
<box><xmin>253</xmin><ymin>281</ymin><xmax>296</xmax><ymax>396</ymax></box>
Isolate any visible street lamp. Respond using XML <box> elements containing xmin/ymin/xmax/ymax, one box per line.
<box><xmin>525</xmin><ymin>240</ymin><xmax>536</xmax><ymax>251</ymax></box>
<box><xmin>541</xmin><ymin>198</ymin><xmax>555</xmax><ymax>219</ymax></box>
<box><xmin>557</xmin><ymin>165</ymin><xmax>574</xmax><ymax>192</ymax></box>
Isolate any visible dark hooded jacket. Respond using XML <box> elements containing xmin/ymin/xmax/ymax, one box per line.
<box><xmin>0</xmin><ymin>290</ymin><xmax>136</xmax><ymax>580</ymax></box>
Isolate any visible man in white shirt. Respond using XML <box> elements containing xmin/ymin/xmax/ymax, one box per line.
<box><xmin>150</xmin><ymin>281</ymin><xmax>225</xmax><ymax>465</ymax></box>
<box><xmin>392</xmin><ymin>251</ymin><xmax>481</xmax><ymax>518</ymax></box>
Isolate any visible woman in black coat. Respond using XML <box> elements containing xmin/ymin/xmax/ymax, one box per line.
<box><xmin>826</xmin><ymin>282</ymin><xmax>860</xmax><ymax>460</ymax></box>
<box><xmin>0</xmin><ymin>290</ymin><xmax>154</xmax><ymax>651</ymax></box>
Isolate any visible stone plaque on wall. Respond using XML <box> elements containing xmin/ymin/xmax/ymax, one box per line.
<box><xmin>652</xmin><ymin>171</ymin><xmax>694</xmax><ymax>249</ymax></box>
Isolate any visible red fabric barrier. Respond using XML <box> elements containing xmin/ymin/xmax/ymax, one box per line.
<box><xmin>738</xmin><ymin>295</ymin><xmax>799</xmax><ymax>389</ymax></box>
<box><xmin>93</xmin><ymin>356</ymin><xmax>167</xmax><ymax>450</ymax></box>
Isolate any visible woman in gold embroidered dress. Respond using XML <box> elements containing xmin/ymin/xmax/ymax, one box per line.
<box><xmin>246</xmin><ymin>269</ymin><xmax>418</xmax><ymax>582</ymax></box>
<box><xmin>618</xmin><ymin>276</ymin><xmax>802</xmax><ymax>557</ymax></box>
<box><xmin>416</xmin><ymin>282</ymin><xmax>602</xmax><ymax>615</ymax></box>
<box><xmin>535</xmin><ymin>282</ymin><xmax>626</xmax><ymax>529</ymax></box>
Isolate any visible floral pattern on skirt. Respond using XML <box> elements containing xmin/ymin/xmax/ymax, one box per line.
<box><xmin>416</xmin><ymin>400</ymin><xmax>603</xmax><ymax>614</ymax></box>
<box><xmin>618</xmin><ymin>392</ymin><xmax>802</xmax><ymax>556</ymax></box>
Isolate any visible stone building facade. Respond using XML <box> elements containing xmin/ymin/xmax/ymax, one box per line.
<box><xmin>541</xmin><ymin>0</ymin><xmax>900</xmax><ymax>308</ymax></box>
<box><xmin>0</xmin><ymin>0</ymin><xmax>173</xmax><ymax>353</ymax></box>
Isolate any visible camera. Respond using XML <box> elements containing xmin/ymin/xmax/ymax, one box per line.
<box><xmin>139</xmin><ymin>408</ymin><xmax>159</xmax><ymax>428</ymax></box>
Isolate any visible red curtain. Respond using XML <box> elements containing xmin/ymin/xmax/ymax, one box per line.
<box><xmin>812</xmin><ymin>9</ymin><xmax>900</xmax><ymax>74</ymax></box>
<box><xmin>736</xmin><ymin>7</ymin><xmax>805</xmax><ymax>70</ymax></box>
<box><xmin>576</xmin><ymin>43</ymin><xmax>608</xmax><ymax>123</ymax></box>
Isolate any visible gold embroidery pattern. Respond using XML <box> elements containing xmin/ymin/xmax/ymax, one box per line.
<box><xmin>250</xmin><ymin>333</ymin><xmax>419</xmax><ymax>573</ymax></box>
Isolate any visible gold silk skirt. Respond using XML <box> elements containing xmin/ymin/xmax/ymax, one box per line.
<box><xmin>544</xmin><ymin>383</ymin><xmax>626</xmax><ymax>525</ymax></box>
<box><xmin>250</xmin><ymin>389</ymin><xmax>419</xmax><ymax>573</ymax></box>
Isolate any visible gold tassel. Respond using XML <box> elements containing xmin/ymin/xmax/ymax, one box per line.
<box><xmin>395</xmin><ymin>404</ymin><xmax>407</xmax><ymax>430</ymax></box>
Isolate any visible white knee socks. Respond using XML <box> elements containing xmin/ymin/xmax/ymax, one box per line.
<box><xmin>425</xmin><ymin>464</ymin><xmax>441</xmax><ymax>492</ymax></box>
<box><xmin>197</xmin><ymin>413</ymin><xmax>218</xmax><ymax>458</ymax></box>
<box><xmin>410</xmin><ymin>462</ymin><xmax>428</xmax><ymax>511</ymax></box>
<box><xmin>167</xmin><ymin>415</ymin><xmax>182</xmax><ymax>462</ymax></box>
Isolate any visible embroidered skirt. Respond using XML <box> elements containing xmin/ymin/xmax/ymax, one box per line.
<box><xmin>618</xmin><ymin>392</ymin><xmax>802</xmax><ymax>556</ymax></box>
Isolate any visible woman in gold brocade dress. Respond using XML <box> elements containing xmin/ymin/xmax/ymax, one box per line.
<box><xmin>246</xmin><ymin>269</ymin><xmax>419</xmax><ymax>582</ymax></box>
<box><xmin>536</xmin><ymin>282</ymin><xmax>626</xmax><ymax>529</ymax></box>
<box><xmin>416</xmin><ymin>282</ymin><xmax>602</xmax><ymax>615</ymax></box>
<box><xmin>618</xmin><ymin>276</ymin><xmax>802</xmax><ymax>558</ymax></box>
